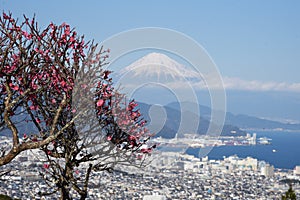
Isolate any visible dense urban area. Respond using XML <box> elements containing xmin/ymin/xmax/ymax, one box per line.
<box><xmin>1</xmin><ymin>136</ymin><xmax>300</xmax><ymax>200</ymax></box>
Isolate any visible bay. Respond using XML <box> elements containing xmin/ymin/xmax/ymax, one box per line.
<box><xmin>186</xmin><ymin>131</ymin><xmax>300</xmax><ymax>169</ymax></box>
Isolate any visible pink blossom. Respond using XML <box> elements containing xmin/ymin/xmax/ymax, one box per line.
<box><xmin>97</xmin><ymin>99</ymin><xmax>104</xmax><ymax>107</ymax></box>
<box><xmin>12</xmin><ymin>85</ymin><xmax>19</xmax><ymax>91</ymax></box>
<box><xmin>49</xmin><ymin>22</ymin><xmax>55</xmax><ymax>30</ymax></box>
<box><xmin>9</xmin><ymin>83</ymin><xmax>19</xmax><ymax>91</ymax></box>
<box><xmin>140</xmin><ymin>121</ymin><xmax>146</xmax><ymax>126</ymax></box>
<box><xmin>43</xmin><ymin>163</ymin><xmax>50</xmax><ymax>169</ymax></box>
<box><xmin>31</xmin><ymin>82</ymin><xmax>38</xmax><ymax>90</ymax></box>
<box><xmin>107</xmin><ymin>136</ymin><xmax>112</xmax><ymax>141</ymax></box>
<box><xmin>140</xmin><ymin>148</ymin><xmax>152</xmax><ymax>154</ymax></box>
<box><xmin>60</xmin><ymin>80</ymin><xmax>66</xmax><ymax>87</ymax></box>
<box><xmin>128</xmin><ymin>135</ymin><xmax>136</xmax><ymax>141</ymax></box>
<box><xmin>30</xmin><ymin>105</ymin><xmax>37</xmax><ymax>110</ymax></box>
<box><xmin>102</xmin><ymin>92</ymin><xmax>111</xmax><ymax>98</ymax></box>
<box><xmin>51</xmin><ymin>99</ymin><xmax>56</xmax><ymax>104</ymax></box>
<box><xmin>69</xmin><ymin>36</ymin><xmax>75</xmax><ymax>43</ymax></box>
<box><xmin>131</xmin><ymin>111</ymin><xmax>140</xmax><ymax>119</ymax></box>
<box><xmin>64</xmin><ymin>25</ymin><xmax>70</xmax><ymax>35</ymax></box>
<box><xmin>22</xmin><ymin>31</ymin><xmax>32</xmax><ymax>39</ymax></box>
<box><xmin>3</xmin><ymin>13</ymin><xmax>10</xmax><ymax>20</ymax></box>
<box><xmin>128</xmin><ymin>100</ymin><xmax>138</xmax><ymax>111</ymax></box>
<box><xmin>36</xmin><ymin>118</ymin><xmax>41</xmax><ymax>123</ymax></box>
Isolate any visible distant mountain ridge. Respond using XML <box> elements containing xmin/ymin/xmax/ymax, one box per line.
<box><xmin>3</xmin><ymin>101</ymin><xmax>297</xmax><ymax>139</ymax></box>
<box><xmin>166</xmin><ymin>101</ymin><xmax>300</xmax><ymax>131</ymax></box>
<box><xmin>115</xmin><ymin>52</ymin><xmax>300</xmax><ymax>123</ymax></box>
<box><xmin>226</xmin><ymin>113</ymin><xmax>300</xmax><ymax>131</ymax></box>
<box><xmin>137</xmin><ymin>102</ymin><xmax>246</xmax><ymax>138</ymax></box>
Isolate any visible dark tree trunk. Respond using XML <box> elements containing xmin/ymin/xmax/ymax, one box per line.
<box><xmin>59</xmin><ymin>186</ymin><xmax>72</xmax><ymax>200</ymax></box>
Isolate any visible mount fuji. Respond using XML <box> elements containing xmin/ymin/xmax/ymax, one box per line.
<box><xmin>117</xmin><ymin>52</ymin><xmax>201</xmax><ymax>83</ymax></box>
<box><xmin>111</xmin><ymin>52</ymin><xmax>300</xmax><ymax>135</ymax></box>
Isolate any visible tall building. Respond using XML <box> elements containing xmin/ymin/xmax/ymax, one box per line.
<box><xmin>294</xmin><ymin>166</ymin><xmax>300</xmax><ymax>176</ymax></box>
<box><xmin>260</xmin><ymin>163</ymin><xmax>274</xmax><ymax>177</ymax></box>
<box><xmin>224</xmin><ymin>155</ymin><xmax>258</xmax><ymax>171</ymax></box>
<box><xmin>252</xmin><ymin>133</ymin><xmax>257</xmax><ymax>145</ymax></box>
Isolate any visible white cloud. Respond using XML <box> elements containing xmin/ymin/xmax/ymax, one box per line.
<box><xmin>152</xmin><ymin>76</ymin><xmax>300</xmax><ymax>92</ymax></box>
<box><xmin>221</xmin><ymin>77</ymin><xmax>300</xmax><ymax>92</ymax></box>
<box><xmin>116</xmin><ymin>76</ymin><xmax>300</xmax><ymax>93</ymax></box>
<box><xmin>116</xmin><ymin>52</ymin><xmax>300</xmax><ymax>93</ymax></box>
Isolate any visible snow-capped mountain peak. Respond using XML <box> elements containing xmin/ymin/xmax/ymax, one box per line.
<box><xmin>119</xmin><ymin>52</ymin><xmax>200</xmax><ymax>80</ymax></box>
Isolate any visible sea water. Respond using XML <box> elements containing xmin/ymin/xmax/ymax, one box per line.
<box><xmin>186</xmin><ymin>131</ymin><xmax>300</xmax><ymax>169</ymax></box>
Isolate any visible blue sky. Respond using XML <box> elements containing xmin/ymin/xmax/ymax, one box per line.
<box><xmin>2</xmin><ymin>0</ymin><xmax>300</xmax><ymax>120</ymax></box>
<box><xmin>1</xmin><ymin>0</ymin><xmax>300</xmax><ymax>89</ymax></box>
<box><xmin>0</xmin><ymin>0</ymin><xmax>300</xmax><ymax>83</ymax></box>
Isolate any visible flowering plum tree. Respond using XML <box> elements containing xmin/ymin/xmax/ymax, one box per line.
<box><xmin>0</xmin><ymin>12</ymin><xmax>87</xmax><ymax>166</ymax></box>
<box><xmin>0</xmin><ymin>12</ymin><xmax>155</xmax><ymax>199</ymax></box>
<box><xmin>38</xmin><ymin>44</ymin><xmax>155</xmax><ymax>199</ymax></box>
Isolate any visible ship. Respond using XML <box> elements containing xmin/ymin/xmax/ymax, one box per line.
<box><xmin>258</xmin><ymin>137</ymin><xmax>271</xmax><ymax>145</ymax></box>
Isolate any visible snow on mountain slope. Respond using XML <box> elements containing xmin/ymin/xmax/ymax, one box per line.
<box><xmin>118</xmin><ymin>52</ymin><xmax>201</xmax><ymax>82</ymax></box>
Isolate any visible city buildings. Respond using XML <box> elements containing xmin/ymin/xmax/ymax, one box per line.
<box><xmin>0</xmin><ymin>135</ymin><xmax>299</xmax><ymax>199</ymax></box>
<box><xmin>294</xmin><ymin>166</ymin><xmax>300</xmax><ymax>176</ymax></box>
